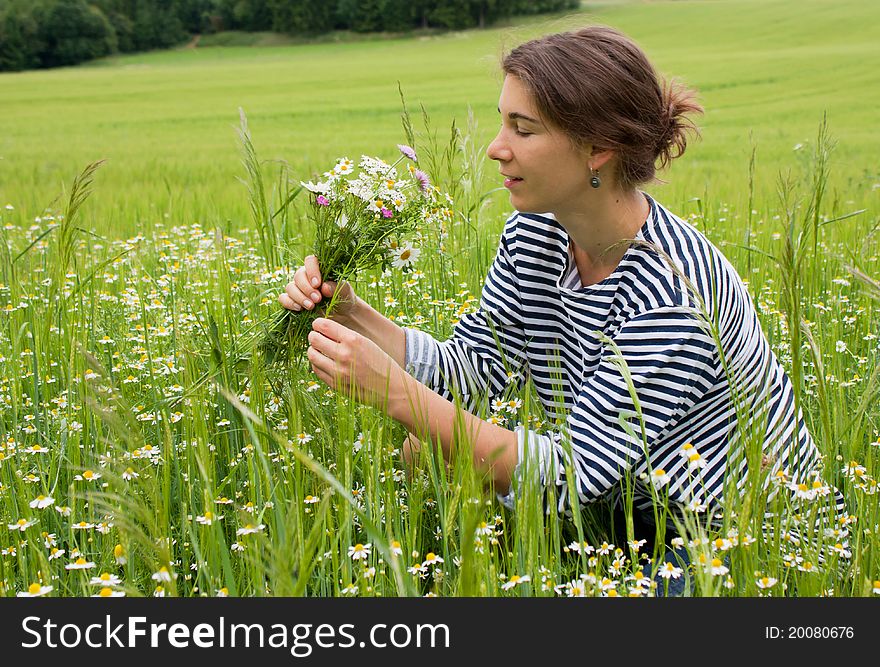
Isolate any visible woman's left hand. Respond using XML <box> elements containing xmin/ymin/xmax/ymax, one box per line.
<box><xmin>307</xmin><ymin>317</ymin><xmax>407</xmax><ymax>410</ymax></box>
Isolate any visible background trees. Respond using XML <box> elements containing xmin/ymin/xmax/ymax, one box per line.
<box><xmin>0</xmin><ymin>0</ymin><xmax>580</xmax><ymax>71</ymax></box>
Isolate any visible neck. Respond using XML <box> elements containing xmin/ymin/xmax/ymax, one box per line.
<box><xmin>554</xmin><ymin>188</ymin><xmax>649</xmax><ymax>274</ymax></box>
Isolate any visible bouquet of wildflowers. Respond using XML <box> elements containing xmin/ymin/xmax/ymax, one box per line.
<box><xmin>259</xmin><ymin>144</ymin><xmax>440</xmax><ymax>364</ymax></box>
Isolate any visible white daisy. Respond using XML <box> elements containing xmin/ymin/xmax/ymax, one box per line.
<box><xmin>18</xmin><ymin>583</ymin><xmax>53</xmax><ymax>597</ymax></box>
<box><xmin>391</xmin><ymin>243</ymin><xmax>420</xmax><ymax>269</ymax></box>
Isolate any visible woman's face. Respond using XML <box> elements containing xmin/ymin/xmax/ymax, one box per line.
<box><xmin>487</xmin><ymin>75</ymin><xmax>593</xmax><ymax>216</ymax></box>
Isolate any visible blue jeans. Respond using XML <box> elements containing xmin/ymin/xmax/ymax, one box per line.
<box><xmin>643</xmin><ymin>546</ymin><xmax>693</xmax><ymax>597</ymax></box>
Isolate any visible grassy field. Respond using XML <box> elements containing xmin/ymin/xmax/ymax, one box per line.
<box><xmin>1</xmin><ymin>0</ymin><xmax>878</xmax><ymax>230</ymax></box>
<box><xmin>0</xmin><ymin>0</ymin><xmax>878</xmax><ymax>599</ymax></box>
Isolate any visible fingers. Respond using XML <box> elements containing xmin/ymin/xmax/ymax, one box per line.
<box><xmin>281</xmin><ymin>281</ymin><xmax>305</xmax><ymax>311</ymax></box>
<box><xmin>294</xmin><ymin>269</ymin><xmax>322</xmax><ymax>310</ymax></box>
<box><xmin>278</xmin><ymin>292</ymin><xmax>299</xmax><ymax>311</ymax></box>
<box><xmin>312</xmin><ymin>317</ymin><xmax>352</xmax><ymax>344</ymax></box>
<box><xmin>309</xmin><ymin>358</ymin><xmax>336</xmax><ymax>393</ymax></box>
<box><xmin>401</xmin><ymin>433</ymin><xmax>422</xmax><ymax>473</ymax></box>
<box><xmin>304</xmin><ymin>255</ymin><xmax>322</xmax><ymax>290</ymax></box>
<box><xmin>283</xmin><ymin>257</ymin><xmax>355</xmax><ymax>314</ymax></box>
<box><xmin>307</xmin><ymin>329</ymin><xmax>342</xmax><ymax>361</ymax></box>
<box><xmin>307</xmin><ymin>345</ymin><xmax>335</xmax><ymax>380</ymax></box>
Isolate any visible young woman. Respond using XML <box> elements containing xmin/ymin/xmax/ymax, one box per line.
<box><xmin>279</xmin><ymin>26</ymin><xmax>844</xmax><ymax>590</ymax></box>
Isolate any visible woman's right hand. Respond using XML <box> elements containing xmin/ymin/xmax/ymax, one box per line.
<box><xmin>278</xmin><ymin>255</ymin><xmax>358</xmax><ymax>322</ymax></box>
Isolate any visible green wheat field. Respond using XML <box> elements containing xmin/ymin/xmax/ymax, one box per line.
<box><xmin>0</xmin><ymin>0</ymin><xmax>878</xmax><ymax>597</ymax></box>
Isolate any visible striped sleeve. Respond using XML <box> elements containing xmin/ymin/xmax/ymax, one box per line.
<box><xmin>518</xmin><ymin>306</ymin><xmax>719</xmax><ymax>514</ymax></box>
<box><xmin>403</xmin><ymin>221</ymin><xmax>528</xmax><ymax>412</ymax></box>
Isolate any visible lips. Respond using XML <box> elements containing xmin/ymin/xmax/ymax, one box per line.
<box><xmin>502</xmin><ymin>175</ymin><xmax>523</xmax><ymax>188</ymax></box>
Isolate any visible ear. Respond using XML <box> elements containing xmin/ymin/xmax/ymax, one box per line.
<box><xmin>588</xmin><ymin>146</ymin><xmax>615</xmax><ymax>172</ymax></box>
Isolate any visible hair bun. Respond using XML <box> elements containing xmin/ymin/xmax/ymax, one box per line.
<box><xmin>657</xmin><ymin>79</ymin><xmax>702</xmax><ymax>170</ymax></box>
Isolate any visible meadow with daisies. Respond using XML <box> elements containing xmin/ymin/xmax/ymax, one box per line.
<box><xmin>0</xmin><ymin>0</ymin><xmax>879</xmax><ymax>598</ymax></box>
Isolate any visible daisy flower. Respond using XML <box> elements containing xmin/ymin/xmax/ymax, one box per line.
<box><xmin>650</xmin><ymin>468</ymin><xmax>671</xmax><ymax>489</ymax></box>
<box><xmin>565</xmin><ymin>541</ymin><xmax>594</xmax><ymax>555</ymax></box>
<box><xmin>29</xmin><ymin>494</ymin><xmax>54</xmax><ymax>509</ymax></box>
<box><xmin>348</xmin><ymin>543</ymin><xmax>372</xmax><ymax>561</ymax></box>
<box><xmin>302</xmin><ymin>180</ymin><xmax>331</xmax><ymax>195</ymax></box>
<box><xmin>422</xmin><ymin>552</ymin><xmax>443</xmax><ymax>567</ymax></box>
<box><xmin>18</xmin><ymin>583</ymin><xmax>53</xmax><ymax>597</ymax></box>
<box><xmin>708</xmin><ymin>558</ymin><xmax>729</xmax><ymax>576</ymax></box>
<box><xmin>597</xmin><ymin>542</ymin><xmax>614</xmax><ymax>556</ymax></box>
<box><xmin>334</xmin><ymin>158</ymin><xmax>354</xmax><ymax>175</ymax></box>
<box><xmin>504</xmin><ymin>398</ymin><xmax>522</xmax><ymax>414</ymax></box>
<box><xmin>563</xmin><ymin>580</ymin><xmax>588</xmax><ymax>597</ymax></box>
<box><xmin>657</xmin><ymin>562</ymin><xmax>683</xmax><ymax>580</ymax></box>
<box><xmin>679</xmin><ymin>443</ymin><xmax>704</xmax><ymax>467</ymax></box>
<box><xmin>236</xmin><ymin>523</ymin><xmax>265</xmax><ymax>536</ymax></box>
<box><xmin>789</xmin><ymin>480</ymin><xmax>816</xmax><ymax>501</ymax></box>
<box><xmin>712</xmin><ymin>537</ymin><xmax>734</xmax><ymax>552</ymax></box>
<box><xmin>842</xmin><ymin>461</ymin><xmax>866</xmax><ymax>478</ymax></box>
<box><xmin>627</xmin><ymin>539</ymin><xmax>647</xmax><ymax>553</ymax></box>
<box><xmin>500</xmin><ymin>574</ymin><xmax>531</xmax><ymax>591</ymax></box>
<box><xmin>407</xmin><ymin>562</ymin><xmax>427</xmax><ymax>577</ymax></box>
<box><xmin>8</xmin><ymin>518</ymin><xmax>37</xmax><ymax>531</ymax></box>
<box><xmin>830</xmin><ymin>542</ymin><xmax>851</xmax><ymax>559</ymax></box>
<box><xmin>65</xmin><ymin>557</ymin><xmax>96</xmax><ymax>570</ymax></box>
<box><xmin>89</xmin><ymin>573</ymin><xmax>122</xmax><ymax>587</ymax></box>
<box><xmin>625</xmin><ymin>570</ymin><xmax>651</xmax><ymax>588</ymax></box>
<box><xmin>391</xmin><ymin>243</ymin><xmax>420</xmax><ymax>269</ymax></box>
<box><xmin>93</xmin><ymin>587</ymin><xmax>125</xmax><ymax>597</ymax></box>
<box><xmin>196</xmin><ymin>511</ymin><xmax>221</xmax><ymax>525</ymax></box>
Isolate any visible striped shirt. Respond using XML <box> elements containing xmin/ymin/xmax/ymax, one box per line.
<box><xmin>404</xmin><ymin>195</ymin><xmax>844</xmax><ymax>526</ymax></box>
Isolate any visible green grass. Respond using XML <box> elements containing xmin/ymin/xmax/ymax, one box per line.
<box><xmin>0</xmin><ymin>0</ymin><xmax>877</xmax><ymax>232</ymax></box>
<box><xmin>0</xmin><ymin>0</ymin><xmax>878</xmax><ymax>598</ymax></box>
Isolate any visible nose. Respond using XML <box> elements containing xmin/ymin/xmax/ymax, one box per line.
<box><xmin>486</xmin><ymin>128</ymin><xmax>511</xmax><ymax>162</ymax></box>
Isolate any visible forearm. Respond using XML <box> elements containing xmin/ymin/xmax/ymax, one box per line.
<box><xmin>389</xmin><ymin>373</ymin><xmax>519</xmax><ymax>493</ymax></box>
<box><xmin>336</xmin><ymin>296</ymin><xmax>406</xmax><ymax>368</ymax></box>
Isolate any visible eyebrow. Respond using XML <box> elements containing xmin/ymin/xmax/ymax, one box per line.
<box><xmin>497</xmin><ymin>108</ymin><xmax>541</xmax><ymax>124</ymax></box>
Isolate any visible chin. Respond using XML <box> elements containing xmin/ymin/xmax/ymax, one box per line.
<box><xmin>514</xmin><ymin>203</ymin><xmax>543</xmax><ymax>215</ymax></box>
<box><xmin>508</xmin><ymin>194</ymin><xmax>535</xmax><ymax>213</ymax></box>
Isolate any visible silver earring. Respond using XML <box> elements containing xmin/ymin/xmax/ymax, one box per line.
<box><xmin>590</xmin><ymin>168</ymin><xmax>601</xmax><ymax>189</ymax></box>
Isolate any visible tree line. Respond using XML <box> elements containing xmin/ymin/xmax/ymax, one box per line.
<box><xmin>0</xmin><ymin>0</ymin><xmax>580</xmax><ymax>71</ymax></box>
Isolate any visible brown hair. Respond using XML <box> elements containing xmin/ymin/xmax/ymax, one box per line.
<box><xmin>502</xmin><ymin>26</ymin><xmax>702</xmax><ymax>190</ymax></box>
